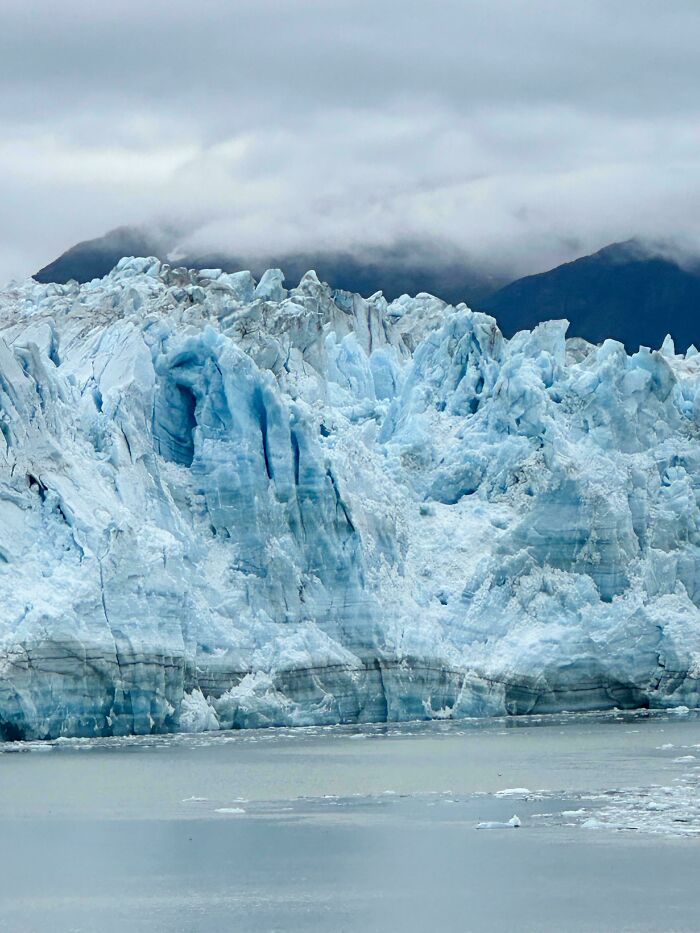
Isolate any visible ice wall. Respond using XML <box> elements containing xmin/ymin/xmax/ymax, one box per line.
<box><xmin>0</xmin><ymin>258</ymin><xmax>699</xmax><ymax>738</ymax></box>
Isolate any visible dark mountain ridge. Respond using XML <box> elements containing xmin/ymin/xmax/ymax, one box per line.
<box><xmin>34</xmin><ymin>226</ymin><xmax>504</xmax><ymax>306</ymax></box>
<box><xmin>480</xmin><ymin>239</ymin><xmax>700</xmax><ymax>352</ymax></box>
<box><xmin>34</xmin><ymin>230</ymin><xmax>700</xmax><ymax>353</ymax></box>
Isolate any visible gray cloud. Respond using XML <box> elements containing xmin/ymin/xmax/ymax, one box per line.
<box><xmin>1</xmin><ymin>0</ymin><xmax>700</xmax><ymax>282</ymax></box>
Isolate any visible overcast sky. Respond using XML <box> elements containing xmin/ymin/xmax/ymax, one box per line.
<box><xmin>1</xmin><ymin>0</ymin><xmax>699</xmax><ymax>283</ymax></box>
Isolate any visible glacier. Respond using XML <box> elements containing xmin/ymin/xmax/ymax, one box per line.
<box><xmin>1</xmin><ymin>257</ymin><xmax>700</xmax><ymax>739</ymax></box>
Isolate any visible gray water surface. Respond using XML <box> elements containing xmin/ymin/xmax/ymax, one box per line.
<box><xmin>2</xmin><ymin>710</ymin><xmax>700</xmax><ymax>932</ymax></box>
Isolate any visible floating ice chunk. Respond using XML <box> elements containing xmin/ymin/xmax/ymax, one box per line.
<box><xmin>477</xmin><ymin>815</ymin><xmax>522</xmax><ymax>829</ymax></box>
<box><xmin>581</xmin><ymin>818</ymin><xmax>608</xmax><ymax>830</ymax></box>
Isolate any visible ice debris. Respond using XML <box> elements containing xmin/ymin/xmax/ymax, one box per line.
<box><xmin>477</xmin><ymin>815</ymin><xmax>522</xmax><ymax>829</ymax></box>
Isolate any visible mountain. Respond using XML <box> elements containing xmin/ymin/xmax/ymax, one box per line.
<box><xmin>480</xmin><ymin>240</ymin><xmax>700</xmax><ymax>352</ymax></box>
<box><xmin>36</xmin><ymin>231</ymin><xmax>700</xmax><ymax>354</ymax></box>
<box><xmin>33</xmin><ymin>226</ymin><xmax>504</xmax><ymax>305</ymax></box>
<box><xmin>34</xmin><ymin>227</ymin><xmax>171</xmax><ymax>287</ymax></box>
<box><xmin>1</xmin><ymin>259</ymin><xmax>700</xmax><ymax>739</ymax></box>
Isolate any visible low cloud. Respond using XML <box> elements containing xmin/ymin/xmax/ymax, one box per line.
<box><xmin>1</xmin><ymin>0</ymin><xmax>700</xmax><ymax>282</ymax></box>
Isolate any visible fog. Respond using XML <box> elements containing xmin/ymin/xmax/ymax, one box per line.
<box><xmin>1</xmin><ymin>0</ymin><xmax>699</xmax><ymax>282</ymax></box>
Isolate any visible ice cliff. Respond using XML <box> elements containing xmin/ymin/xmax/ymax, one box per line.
<box><xmin>1</xmin><ymin>258</ymin><xmax>700</xmax><ymax>739</ymax></box>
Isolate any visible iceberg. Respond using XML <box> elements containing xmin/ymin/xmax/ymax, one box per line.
<box><xmin>1</xmin><ymin>257</ymin><xmax>700</xmax><ymax>739</ymax></box>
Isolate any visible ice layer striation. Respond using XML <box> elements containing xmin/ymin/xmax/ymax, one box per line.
<box><xmin>1</xmin><ymin>258</ymin><xmax>700</xmax><ymax>738</ymax></box>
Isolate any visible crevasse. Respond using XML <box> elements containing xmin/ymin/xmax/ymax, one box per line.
<box><xmin>0</xmin><ymin>257</ymin><xmax>699</xmax><ymax>739</ymax></box>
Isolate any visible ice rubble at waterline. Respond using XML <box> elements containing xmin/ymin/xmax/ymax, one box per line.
<box><xmin>1</xmin><ymin>257</ymin><xmax>700</xmax><ymax>738</ymax></box>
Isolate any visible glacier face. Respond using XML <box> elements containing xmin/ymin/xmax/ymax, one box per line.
<box><xmin>1</xmin><ymin>257</ymin><xmax>700</xmax><ymax>739</ymax></box>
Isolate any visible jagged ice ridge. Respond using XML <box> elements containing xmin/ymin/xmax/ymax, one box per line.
<box><xmin>1</xmin><ymin>257</ymin><xmax>700</xmax><ymax>739</ymax></box>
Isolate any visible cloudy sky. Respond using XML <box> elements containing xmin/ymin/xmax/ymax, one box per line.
<box><xmin>1</xmin><ymin>0</ymin><xmax>699</xmax><ymax>283</ymax></box>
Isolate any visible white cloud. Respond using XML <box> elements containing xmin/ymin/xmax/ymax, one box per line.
<box><xmin>1</xmin><ymin>0</ymin><xmax>699</xmax><ymax>282</ymax></box>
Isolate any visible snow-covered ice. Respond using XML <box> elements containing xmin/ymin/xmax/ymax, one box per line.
<box><xmin>477</xmin><ymin>815</ymin><xmax>521</xmax><ymax>829</ymax></box>
<box><xmin>1</xmin><ymin>257</ymin><xmax>700</xmax><ymax>738</ymax></box>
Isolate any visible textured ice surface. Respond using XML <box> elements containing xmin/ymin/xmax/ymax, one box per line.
<box><xmin>1</xmin><ymin>257</ymin><xmax>700</xmax><ymax>738</ymax></box>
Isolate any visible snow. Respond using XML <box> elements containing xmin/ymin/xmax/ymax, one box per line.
<box><xmin>1</xmin><ymin>256</ymin><xmax>700</xmax><ymax>739</ymax></box>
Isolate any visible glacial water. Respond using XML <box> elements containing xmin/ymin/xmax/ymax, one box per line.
<box><xmin>2</xmin><ymin>710</ymin><xmax>700</xmax><ymax>932</ymax></box>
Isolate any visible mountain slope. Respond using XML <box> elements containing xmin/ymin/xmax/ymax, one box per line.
<box><xmin>34</xmin><ymin>226</ymin><xmax>503</xmax><ymax>305</ymax></box>
<box><xmin>481</xmin><ymin>240</ymin><xmax>700</xmax><ymax>352</ymax></box>
<box><xmin>34</xmin><ymin>227</ymin><xmax>169</xmax><ymax>286</ymax></box>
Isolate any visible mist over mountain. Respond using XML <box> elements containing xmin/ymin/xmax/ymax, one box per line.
<box><xmin>34</xmin><ymin>226</ymin><xmax>506</xmax><ymax>306</ymax></box>
<box><xmin>35</xmin><ymin>230</ymin><xmax>700</xmax><ymax>353</ymax></box>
